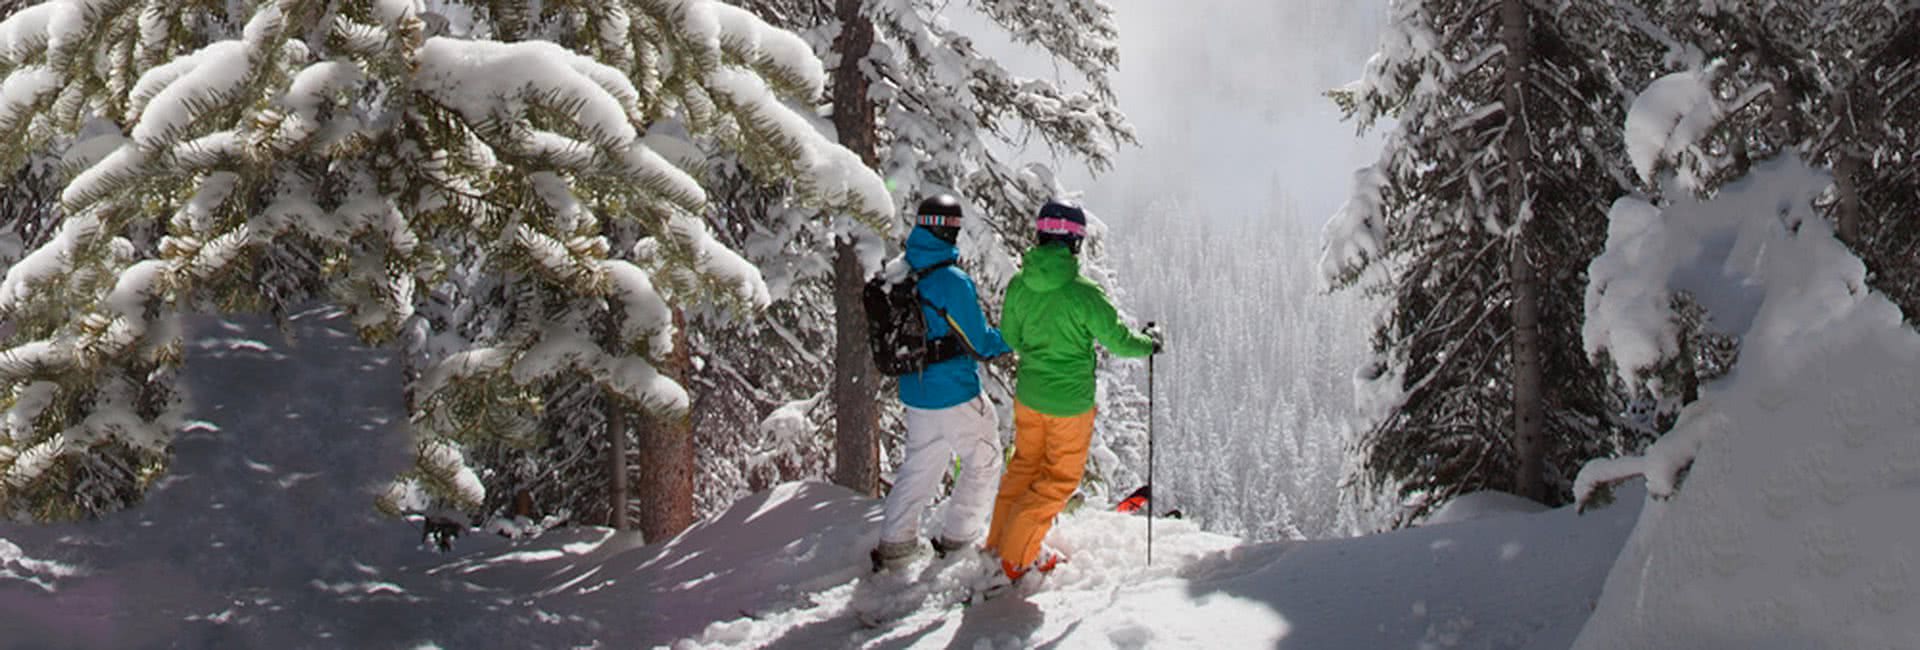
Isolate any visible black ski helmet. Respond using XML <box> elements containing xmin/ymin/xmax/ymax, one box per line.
<box><xmin>1036</xmin><ymin>199</ymin><xmax>1087</xmax><ymax>252</ymax></box>
<box><xmin>914</xmin><ymin>194</ymin><xmax>965</xmax><ymax>243</ymax></box>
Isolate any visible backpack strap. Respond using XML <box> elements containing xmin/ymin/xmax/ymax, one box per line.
<box><xmin>911</xmin><ymin>260</ymin><xmax>984</xmax><ymax>361</ymax></box>
<box><xmin>909</xmin><ymin>259</ymin><xmax>955</xmax><ymax>283</ymax></box>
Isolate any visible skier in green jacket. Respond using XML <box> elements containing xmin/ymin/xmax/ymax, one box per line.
<box><xmin>983</xmin><ymin>199</ymin><xmax>1160</xmax><ymax>581</ymax></box>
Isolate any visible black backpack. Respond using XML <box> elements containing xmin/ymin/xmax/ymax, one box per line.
<box><xmin>863</xmin><ymin>260</ymin><xmax>970</xmax><ymax>376</ymax></box>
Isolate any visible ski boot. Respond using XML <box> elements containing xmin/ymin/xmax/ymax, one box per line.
<box><xmin>930</xmin><ymin>535</ymin><xmax>972</xmax><ymax>559</ymax></box>
<box><xmin>998</xmin><ymin>544</ymin><xmax>1065</xmax><ymax>582</ymax></box>
<box><xmin>869</xmin><ymin>539</ymin><xmax>921</xmax><ymax>573</ymax></box>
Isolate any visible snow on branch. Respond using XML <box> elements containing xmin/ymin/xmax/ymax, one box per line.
<box><xmin>1577</xmin><ymin>155</ymin><xmax>1862</xmax><ymax>507</ymax></box>
<box><xmin>415</xmin><ymin>347</ymin><xmax>515</xmax><ymax>403</ymax></box>
<box><xmin>669</xmin><ymin>212</ymin><xmax>771</xmax><ymax>311</ymax></box>
<box><xmin>0</xmin><ymin>66</ymin><xmax>59</xmax><ymax>134</ymax></box>
<box><xmin>0</xmin><ymin>214</ymin><xmax>102</xmax><ymax>314</ymax></box>
<box><xmin>0</xmin><ymin>433</ymin><xmax>64</xmax><ymax>494</ymax></box>
<box><xmin>415</xmin><ymin>38</ymin><xmax>641</xmax><ymax>149</ymax></box>
<box><xmin>96</xmin><ymin>259</ymin><xmax>169</xmax><ymax>353</ymax></box>
<box><xmin>1623</xmin><ymin>70</ymin><xmax>1722</xmax><ymax>190</ymax></box>
<box><xmin>1319</xmin><ymin>163</ymin><xmax>1390</xmax><ymax>289</ymax></box>
<box><xmin>506</xmin><ymin>322</ymin><xmax>688</xmax><ymax>416</ymax></box>
<box><xmin>703</xmin><ymin>67</ymin><xmax>893</xmax><ymax>224</ymax></box>
<box><xmin>61</xmin><ymin>144</ymin><xmax>150</xmax><ymax>211</ymax></box>
<box><xmin>696</xmin><ymin>1</ymin><xmax>825</xmax><ymax>98</ymax></box>
<box><xmin>130</xmin><ymin>40</ymin><xmax>255</xmax><ymax>148</ymax></box>
<box><xmin>0</xmin><ymin>1</ymin><xmax>97</xmax><ymax>69</ymax></box>
<box><xmin>270</xmin><ymin>59</ymin><xmax>367</xmax><ymax>151</ymax></box>
<box><xmin>413</xmin><ymin>438</ymin><xmax>485</xmax><ymax>509</ymax></box>
<box><xmin>2</xmin><ymin>381</ymin><xmax>57</xmax><ymax>434</ymax></box>
<box><xmin>0</xmin><ymin>342</ymin><xmax>74</xmax><ymax>382</ymax></box>
<box><xmin>601</xmin><ymin>259</ymin><xmax>674</xmax><ymax>353</ymax></box>
<box><xmin>614</xmin><ymin>142</ymin><xmax>709</xmax><ymax>210</ymax></box>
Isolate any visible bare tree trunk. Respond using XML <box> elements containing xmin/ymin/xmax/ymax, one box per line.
<box><xmin>1833</xmin><ymin>91</ymin><xmax>1863</xmax><ymax>246</ymax></box>
<box><xmin>607</xmin><ymin>400</ymin><xmax>629</xmax><ymax>530</ymax></box>
<box><xmin>1503</xmin><ymin>0</ymin><xmax>1548</xmax><ymax>504</ymax></box>
<box><xmin>829</xmin><ymin>0</ymin><xmax>883</xmax><ymax>497</ymax></box>
<box><xmin>1835</xmin><ymin>150</ymin><xmax>1862</xmax><ymax>245</ymax></box>
<box><xmin>636</xmin><ymin>309</ymin><xmax>696</xmax><ymax>540</ymax></box>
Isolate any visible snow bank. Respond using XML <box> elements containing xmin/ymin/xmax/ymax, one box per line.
<box><xmin>1421</xmin><ymin>490</ymin><xmax>1551</xmax><ymax>527</ymax></box>
<box><xmin>1573</xmin><ymin>156</ymin><xmax>1920</xmax><ymax>647</ymax></box>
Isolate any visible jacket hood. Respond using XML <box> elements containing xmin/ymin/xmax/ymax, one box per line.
<box><xmin>1019</xmin><ymin>244</ymin><xmax>1078</xmax><ymax>292</ymax></box>
<box><xmin>905</xmin><ymin>227</ymin><xmax>959</xmax><ymax>270</ymax></box>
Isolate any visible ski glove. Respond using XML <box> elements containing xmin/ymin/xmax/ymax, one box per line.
<box><xmin>1144</xmin><ymin>324</ymin><xmax>1164</xmax><ymax>354</ymax></box>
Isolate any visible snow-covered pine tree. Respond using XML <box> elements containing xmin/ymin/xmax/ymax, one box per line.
<box><xmin>1602</xmin><ymin>2</ymin><xmax>1919</xmax><ymax>426</ymax></box>
<box><xmin>690</xmin><ymin>1</ymin><xmax>1136</xmax><ymax>508</ymax></box>
<box><xmin>1321</xmin><ymin>0</ymin><xmax>1636</xmax><ymax>521</ymax></box>
<box><xmin>0</xmin><ymin>0</ymin><xmax>889</xmax><ymax>522</ymax></box>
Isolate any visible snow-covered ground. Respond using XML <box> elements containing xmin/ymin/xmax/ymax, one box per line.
<box><xmin>0</xmin><ymin>308</ymin><xmax>1644</xmax><ymax>649</ymax></box>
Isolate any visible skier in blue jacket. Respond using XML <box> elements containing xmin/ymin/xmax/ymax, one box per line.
<box><xmin>872</xmin><ymin>194</ymin><xmax>1013</xmax><ymax>572</ymax></box>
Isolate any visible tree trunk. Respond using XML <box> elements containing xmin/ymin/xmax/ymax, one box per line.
<box><xmin>607</xmin><ymin>399</ymin><xmax>629</xmax><ymax>530</ymax></box>
<box><xmin>636</xmin><ymin>309</ymin><xmax>696</xmax><ymax>540</ymax></box>
<box><xmin>1502</xmin><ymin>0</ymin><xmax>1548</xmax><ymax>504</ymax></box>
<box><xmin>1835</xmin><ymin>150</ymin><xmax>1861</xmax><ymax>245</ymax></box>
<box><xmin>828</xmin><ymin>0</ymin><xmax>884</xmax><ymax>497</ymax></box>
<box><xmin>1833</xmin><ymin>91</ymin><xmax>1863</xmax><ymax>246</ymax></box>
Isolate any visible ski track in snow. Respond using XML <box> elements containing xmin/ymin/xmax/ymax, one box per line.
<box><xmin>0</xmin><ymin>312</ymin><xmax>1640</xmax><ymax>649</ymax></box>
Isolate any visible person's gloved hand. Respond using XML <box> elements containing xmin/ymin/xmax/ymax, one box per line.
<box><xmin>987</xmin><ymin>351</ymin><xmax>1017</xmax><ymax>373</ymax></box>
<box><xmin>1145</xmin><ymin>322</ymin><xmax>1164</xmax><ymax>354</ymax></box>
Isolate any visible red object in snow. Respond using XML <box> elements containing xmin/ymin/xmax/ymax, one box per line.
<box><xmin>1115</xmin><ymin>485</ymin><xmax>1151</xmax><ymax>514</ymax></box>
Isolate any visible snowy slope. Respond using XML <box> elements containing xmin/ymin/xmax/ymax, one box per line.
<box><xmin>0</xmin><ymin>308</ymin><xmax>1642</xmax><ymax>649</ymax></box>
<box><xmin>509</xmin><ymin>478</ymin><xmax>1639</xmax><ymax>650</ymax></box>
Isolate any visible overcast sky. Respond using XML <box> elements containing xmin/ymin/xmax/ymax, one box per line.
<box><xmin>971</xmin><ymin>1</ymin><xmax>1389</xmax><ymax>227</ymax></box>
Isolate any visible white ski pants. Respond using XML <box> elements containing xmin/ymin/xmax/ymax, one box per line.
<box><xmin>879</xmin><ymin>394</ymin><xmax>1003</xmax><ymax>546</ymax></box>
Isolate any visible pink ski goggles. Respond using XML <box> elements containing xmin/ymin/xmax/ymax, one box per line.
<box><xmin>1036</xmin><ymin>217</ymin><xmax>1086</xmax><ymax>237</ymax></box>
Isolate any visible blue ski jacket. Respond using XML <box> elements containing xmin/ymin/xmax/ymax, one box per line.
<box><xmin>897</xmin><ymin>226</ymin><xmax>1011</xmax><ymax>410</ymax></box>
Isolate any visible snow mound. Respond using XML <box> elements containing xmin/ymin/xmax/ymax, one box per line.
<box><xmin>1421</xmin><ymin>490</ymin><xmax>1552</xmax><ymax>527</ymax></box>
<box><xmin>1573</xmin><ymin>156</ymin><xmax>1920</xmax><ymax>648</ymax></box>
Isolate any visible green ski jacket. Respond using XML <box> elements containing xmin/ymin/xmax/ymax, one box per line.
<box><xmin>1002</xmin><ymin>244</ymin><xmax>1156</xmax><ymax>417</ymax></box>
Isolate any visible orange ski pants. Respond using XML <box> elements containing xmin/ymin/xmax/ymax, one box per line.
<box><xmin>984</xmin><ymin>402</ymin><xmax>1096</xmax><ymax>569</ymax></box>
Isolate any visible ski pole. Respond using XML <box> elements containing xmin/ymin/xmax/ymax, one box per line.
<box><xmin>1146</xmin><ymin>321</ymin><xmax>1155</xmax><ymax>566</ymax></box>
